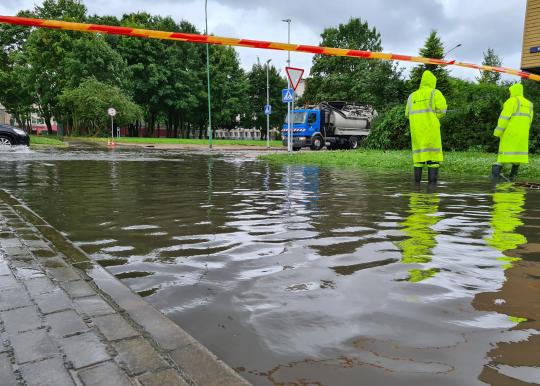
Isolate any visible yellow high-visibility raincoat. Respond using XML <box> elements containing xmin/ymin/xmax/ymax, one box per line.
<box><xmin>405</xmin><ymin>70</ymin><xmax>447</xmax><ymax>165</ymax></box>
<box><xmin>494</xmin><ymin>84</ymin><xmax>533</xmax><ymax>164</ymax></box>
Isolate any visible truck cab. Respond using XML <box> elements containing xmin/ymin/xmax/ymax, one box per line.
<box><xmin>282</xmin><ymin>109</ymin><xmax>322</xmax><ymax>151</ymax></box>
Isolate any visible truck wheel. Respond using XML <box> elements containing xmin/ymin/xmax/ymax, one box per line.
<box><xmin>293</xmin><ymin>146</ymin><xmax>301</xmax><ymax>152</ymax></box>
<box><xmin>348</xmin><ymin>136</ymin><xmax>359</xmax><ymax>150</ymax></box>
<box><xmin>0</xmin><ymin>135</ymin><xmax>13</xmax><ymax>149</ymax></box>
<box><xmin>310</xmin><ymin>135</ymin><xmax>324</xmax><ymax>151</ymax></box>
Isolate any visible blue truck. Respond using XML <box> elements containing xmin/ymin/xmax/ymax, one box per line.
<box><xmin>282</xmin><ymin>101</ymin><xmax>376</xmax><ymax>151</ymax></box>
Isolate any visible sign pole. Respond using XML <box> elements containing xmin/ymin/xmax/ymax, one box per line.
<box><xmin>107</xmin><ymin>107</ymin><xmax>117</xmax><ymax>146</ymax></box>
<box><xmin>284</xmin><ymin>67</ymin><xmax>304</xmax><ymax>153</ymax></box>
<box><xmin>205</xmin><ymin>0</ymin><xmax>212</xmax><ymax>150</ymax></box>
<box><xmin>287</xmin><ymin>100</ymin><xmax>292</xmax><ymax>152</ymax></box>
<box><xmin>285</xmin><ymin>19</ymin><xmax>292</xmax><ymax>153</ymax></box>
<box><xmin>266</xmin><ymin>59</ymin><xmax>271</xmax><ymax>149</ymax></box>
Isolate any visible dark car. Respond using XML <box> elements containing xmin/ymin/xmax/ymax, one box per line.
<box><xmin>0</xmin><ymin>124</ymin><xmax>30</xmax><ymax>148</ymax></box>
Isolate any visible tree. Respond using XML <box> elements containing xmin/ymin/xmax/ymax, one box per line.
<box><xmin>22</xmin><ymin>0</ymin><xmax>88</xmax><ymax>134</ymax></box>
<box><xmin>244</xmin><ymin>61</ymin><xmax>287</xmax><ymax>139</ymax></box>
<box><xmin>0</xmin><ymin>12</ymin><xmax>35</xmax><ymax>130</ymax></box>
<box><xmin>478</xmin><ymin>48</ymin><xmax>502</xmax><ymax>84</ymax></box>
<box><xmin>409</xmin><ymin>31</ymin><xmax>450</xmax><ymax>95</ymax></box>
<box><xmin>113</xmin><ymin>13</ymin><xmax>166</xmax><ymax>136</ymax></box>
<box><xmin>115</xmin><ymin>13</ymin><xmax>210</xmax><ymax>138</ymax></box>
<box><xmin>302</xmin><ymin>18</ymin><xmax>405</xmax><ymax>111</ymax></box>
<box><xmin>0</xmin><ymin>1</ymin><xmax>132</xmax><ymax>135</ymax></box>
<box><xmin>60</xmin><ymin>78</ymin><xmax>142</xmax><ymax>136</ymax></box>
<box><xmin>62</xmin><ymin>34</ymin><xmax>131</xmax><ymax>91</ymax></box>
<box><xmin>208</xmin><ymin>46</ymin><xmax>248</xmax><ymax>132</ymax></box>
<box><xmin>158</xmin><ymin>20</ymin><xmax>204</xmax><ymax>138</ymax></box>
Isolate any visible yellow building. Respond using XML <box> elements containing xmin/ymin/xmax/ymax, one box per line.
<box><xmin>522</xmin><ymin>0</ymin><xmax>540</xmax><ymax>74</ymax></box>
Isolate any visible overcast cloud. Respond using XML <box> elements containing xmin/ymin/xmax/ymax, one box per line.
<box><xmin>0</xmin><ymin>0</ymin><xmax>528</xmax><ymax>81</ymax></box>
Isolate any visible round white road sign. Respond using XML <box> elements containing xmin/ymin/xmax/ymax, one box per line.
<box><xmin>108</xmin><ymin>107</ymin><xmax>117</xmax><ymax>117</ymax></box>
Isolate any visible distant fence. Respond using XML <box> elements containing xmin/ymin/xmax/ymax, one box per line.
<box><xmin>117</xmin><ymin>127</ymin><xmax>280</xmax><ymax>140</ymax></box>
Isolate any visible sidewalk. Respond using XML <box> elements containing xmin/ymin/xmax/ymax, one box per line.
<box><xmin>0</xmin><ymin>190</ymin><xmax>250</xmax><ymax>386</ymax></box>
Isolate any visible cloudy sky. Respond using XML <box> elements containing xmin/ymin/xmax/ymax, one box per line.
<box><xmin>0</xmin><ymin>0</ymin><xmax>528</xmax><ymax>81</ymax></box>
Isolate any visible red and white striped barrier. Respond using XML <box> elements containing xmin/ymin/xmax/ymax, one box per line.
<box><xmin>0</xmin><ymin>15</ymin><xmax>537</xmax><ymax>82</ymax></box>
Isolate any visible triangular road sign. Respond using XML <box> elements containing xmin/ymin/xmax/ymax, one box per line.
<box><xmin>286</xmin><ymin>67</ymin><xmax>304</xmax><ymax>91</ymax></box>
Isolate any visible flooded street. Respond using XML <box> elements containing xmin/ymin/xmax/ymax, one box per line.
<box><xmin>1</xmin><ymin>145</ymin><xmax>539</xmax><ymax>386</ymax></box>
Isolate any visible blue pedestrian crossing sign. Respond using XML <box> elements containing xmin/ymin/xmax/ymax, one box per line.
<box><xmin>282</xmin><ymin>88</ymin><xmax>294</xmax><ymax>103</ymax></box>
<box><xmin>264</xmin><ymin>104</ymin><xmax>272</xmax><ymax>115</ymax></box>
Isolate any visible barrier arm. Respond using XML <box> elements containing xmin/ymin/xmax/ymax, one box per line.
<box><xmin>1</xmin><ymin>15</ymin><xmax>538</xmax><ymax>83</ymax></box>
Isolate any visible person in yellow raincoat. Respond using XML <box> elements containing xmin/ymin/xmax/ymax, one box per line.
<box><xmin>405</xmin><ymin>70</ymin><xmax>447</xmax><ymax>183</ymax></box>
<box><xmin>492</xmin><ymin>83</ymin><xmax>533</xmax><ymax>181</ymax></box>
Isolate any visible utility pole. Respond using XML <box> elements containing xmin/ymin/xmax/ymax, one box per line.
<box><xmin>205</xmin><ymin>0</ymin><xmax>212</xmax><ymax>149</ymax></box>
<box><xmin>266</xmin><ymin>59</ymin><xmax>271</xmax><ymax>149</ymax></box>
<box><xmin>282</xmin><ymin>19</ymin><xmax>292</xmax><ymax>152</ymax></box>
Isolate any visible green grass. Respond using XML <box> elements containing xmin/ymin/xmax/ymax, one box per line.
<box><xmin>69</xmin><ymin>136</ymin><xmax>283</xmax><ymax>148</ymax></box>
<box><xmin>30</xmin><ymin>135</ymin><xmax>68</xmax><ymax>148</ymax></box>
<box><xmin>260</xmin><ymin>149</ymin><xmax>540</xmax><ymax>181</ymax></box>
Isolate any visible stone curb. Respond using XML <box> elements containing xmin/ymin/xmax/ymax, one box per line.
<box><xmin>0</xmin><ymin>189</ymin><xmax>251</xmax><ymax>386</ymax></box>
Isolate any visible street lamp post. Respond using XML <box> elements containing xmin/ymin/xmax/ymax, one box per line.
<box><xmin>282</xmin><ymin>19</ymin><xmax>292</xmax><ymax>152</ymax></box>
<box><xmin>444</xmin><ymin>43</ymin><xmax>462</xmax><ymax>57</ymax></box>
<box><xmin>266</xmin><ymin>59</ymin><xmax>271</xmax><ymax>149</ymax></box>
<box><xmin>205</xmin><ymin>0</ymin><xmax>212</xmax><ymax>149</ymax></box>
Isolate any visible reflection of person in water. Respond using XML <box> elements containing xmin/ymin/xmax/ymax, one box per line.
<box><xmin>399</xmin><ymin>193</ymin><xmax>441</xmax><ymax>282</ymax></box>
<box><xmin>484</xmin><ymin>183</ymin><xmax>526</xmax><ymax>269</ymax></box>
<box><xmin>473</xmin><ymin>184</ymin><xmax>540</xmax><ymax>385</ymax></box>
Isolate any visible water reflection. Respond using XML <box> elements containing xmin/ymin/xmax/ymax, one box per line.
<box><xmin>399</xmin><ymin>193</ymin><xmax>441</xmax><ymax>282</ymax></box>
<box><xmin>485</xmin><ymin>183</ymin><xmax>527</xmax><ymax>270</ymax></box>
<box><xmin>473</xmin><ymin>184</ymin><xmax>540</xmax><ymax>385</ymax></box>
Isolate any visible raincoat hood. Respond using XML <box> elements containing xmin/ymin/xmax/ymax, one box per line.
<box><xmin>510</xmin><ymin>83</ymin><xmax>523</xmax><ymax>98</ymax></box>
<box><xmin>420</xmin><ymin>70</ymin><xmax>437</xmax><ymax>89</ymax></box>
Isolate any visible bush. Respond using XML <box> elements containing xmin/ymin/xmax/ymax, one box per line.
<box><xmin>60</xmin><ymin>77</ymin><xmax>143</xmax><ymax>136</ymax></box>
<box><xmin>441</xmin><ymin>78</ymin><xmax>506</xmax><ymax>152</ymax></box>
<box><xmin>364</xmin><ymin>78</ymin><xmax>527</xmax><ymax>153</ymax></box>
<box><xmin>364</xmin><ymin>105</ymin><xmax>409</xmax><ymax>150</ymax></box>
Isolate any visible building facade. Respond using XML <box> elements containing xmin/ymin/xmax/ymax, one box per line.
<box><xmin>0</xmin><ymin>104</ymin><xmax>12</xmax><ymax>125</ymax></box>
<box><xmin>522</xmin><ymin>0</ymin><xmax>540</xmax><ymax>74</ymax></box>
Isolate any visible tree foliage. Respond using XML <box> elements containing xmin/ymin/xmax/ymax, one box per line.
<box><xmin>59</xmin><ymin>78</ymin><xmax>142</xmax><ymax>135</ymax></box>
<box><xmin>0</xmin><ymin>15</ymin><xmax>35</xmax><ymax>129</ymax></box>
<box><xmin>0</xmin><ymin>1</ymin><xmax>287</xmax><ymax>138</ymax></box>
<box><xmin>244</xmin><ymin>61</ymin><xmax>287</xmax><ymax>138</ymax></box>
<box><xmin>302</xmin><ymin>18</ymin><xmax>406</xmax><ymax>111</ymax></box>
<box><xmin>478</xmin><ymin>48</ymin><xmax>502</xmax><ymax>85</ymax></box>
<box><xmin>209</xmin><ymin>46</ymin><xmax>249</xmax><ymax>131</ymax></box>
<box><xmin>409</xmin><ymin>31</ymin><xmax>450</xmax><ymax>95</ymax></box>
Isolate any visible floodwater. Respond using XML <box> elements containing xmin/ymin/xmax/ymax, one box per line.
<box><xmin>1</xmin><ymin>145</ymin><xmax>539</xmax><ymax>386</ymax></box>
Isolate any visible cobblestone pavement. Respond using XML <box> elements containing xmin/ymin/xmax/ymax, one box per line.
<box><xmin>0</xmin><ymin>192</ymin><xmax>250</xmax><ymax>386</ymax></box>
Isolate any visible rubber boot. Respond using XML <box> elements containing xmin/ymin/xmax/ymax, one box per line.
<box><xmin>491</xmin><ymin>164</ymin><xmax>502</xmax><ymax>181</ymax></box>
<box><xmin>509</xmin><ymin>164</ymin><xmax>520</xmax><ymax>181</ymax></box>
<box><xmin>414</xmin><ymin>167</ymin><xmax>422</xmax><ymax>183</ymax></box>
<box><xmin>427</xmin><ymin>167</ymin><xmax>439</xmax><ymax>184</ymax></box>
